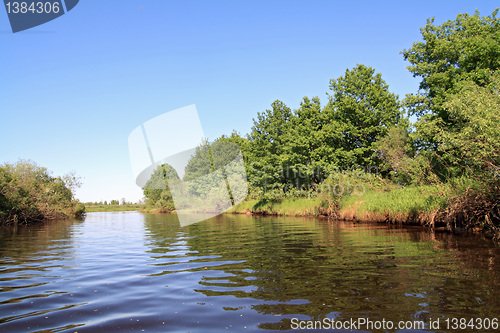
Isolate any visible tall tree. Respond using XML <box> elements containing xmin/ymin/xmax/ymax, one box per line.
<box><xmin>216</xmin><ymin>131</ymin><xmax>251</xmax><ymax>160</ymax></box>
<box><xmin>402</xmin><ymin>9</ymin><xmax>500</xmax><ymax>178</ymax></box>
<box><xmin>183</xmin><ymin>140</ymin><xmax>212</xmax><ymax>182</ymax></box>
<box><xmin>281</xmin><ymin>96</ymin><xmax>326</xmax><ymax>187</ymax></box>
<box><xmin>438</xmin><ymin>71</ymin><xmax>500</xmax><ymax>182</ymax></box>
<box><xmin>323</xmin><ymin>64</ymin><xmax>402</xmax><ymax>168</ymax></box>
<box><xmin>143</xmin><ymin>164</ymin><xmax>180</xmax><ymax>211</ymax></box>
<box><xmin>249</xmin><ymin>100</ymin><xmax>292</xmax><ymax>190</ymax></box>
<box><xmin>403</xmin><ymin>9</ymin><xmax>500</xmax><ymax>117</ymax></box>
<box><xmin>402</xmin><ymin>9</ymin><xmax>500</xmax><ymax>131</ymax></box>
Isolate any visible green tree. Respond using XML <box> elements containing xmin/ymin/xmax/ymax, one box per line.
<box><xmin>281</xmin><ymin>96</ymin><xmax>326</xmax><ymax>187</ymax></box>
<box><xmin>183</xmin><ymin>140</ymin><xmax>212</xmax><ymax>182</ymax></box>
<box><xmin>438</xmin><ymin>71</ymin><xmax>500</xmax><ymax>182</ymax></box>
<box><xmin>143</xmin><ymin>164</ymin><xmax>180</xmax><ymax>211</ymax></box>
<box><xmin>403</xmin><ymin>9</ymin><xmax>500</xmax><ymax>139</ymax></box>
<box><xmin>402</xmin><ymin>9</ymin><xmax>500</xmax><ymax>179</ymax></box>
<box><xmin>374</xmin><ymin>126</ymin><xmax>439</xmax><ymax>185</ymax></box>
<box><xmin>249</xmin><ymin>100</ymin><xmax>292</xmax><ymax>191</ymax></box>
<box><xmin>216</xmin><ymin>131</ymin><xmax>251</xmax><ymax>166</ymax></box>
<box><xmin>0</xmin><ymin>160</ymin><xmax>83</xmax><ymax>224</ymax></box>
<box><xmin>177</xmin><ymin>137</ymin><xmax>248</xmax><ymax>206</ymax></box>
<box><xmin>323</xmin><ymin>64</ymin><xmax>402</xmax><ymax>168</ymax></box>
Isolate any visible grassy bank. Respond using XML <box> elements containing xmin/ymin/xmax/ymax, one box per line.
<box><xmin>228</xmin><ymin>180</ymin><xmax>500</xmax><ymax>238</ymax></box>
<box><xmin>337</xmin><ymin>185</ymin><xmax>452</xmax><ymax>226</ymax></box>
<box><xmin>227</xmin><ymin>197</ymin><xmax>334</xmax><ymax>217</ymax></box>
<box><xmin>140</xmin><ymin>207</ymin><xmax>172</xmax><ymax>213</ymax></box>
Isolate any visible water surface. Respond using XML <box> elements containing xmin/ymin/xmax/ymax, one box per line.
<box><xmin>0</xmin><ymin>212</ymin><xmax>499</xmax><ymax>332</ymax></box>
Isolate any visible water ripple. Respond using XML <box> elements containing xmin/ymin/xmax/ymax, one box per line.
<box><xmin>0</xmin><ymin>212</ymin><xmax>498</xmax><ymax>332</ymax></box>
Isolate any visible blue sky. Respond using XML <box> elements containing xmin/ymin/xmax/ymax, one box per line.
<box><xmin>1</xmin><ymin>0</ymin><xmax>499</xmax><ymax>203</ymax></box>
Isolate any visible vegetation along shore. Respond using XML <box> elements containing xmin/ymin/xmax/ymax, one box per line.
<box><xmin>2</xmin><ymin>10</ymin><xmax>500</xmax><ymax>241</ymax></box>
<box><xmin>142</xmin><ymin>10</ymin><xmax>500</xmax><ymax>238</ymax></box>
<box><xmin>0</xmin><ymin>160</ymin><xmax>84</xmax><ymax>224</ymax></box>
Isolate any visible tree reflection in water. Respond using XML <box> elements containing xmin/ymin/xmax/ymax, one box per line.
<box><xmin>143</xmin><ymin>213</ymin><xmax>500</xmax><ymax>331</ymax></box>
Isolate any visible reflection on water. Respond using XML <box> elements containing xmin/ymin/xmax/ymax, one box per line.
<box><xmin>0</xmin><ymin>212</ymin><xmax>499</xmax><ymax>332</ymax></box>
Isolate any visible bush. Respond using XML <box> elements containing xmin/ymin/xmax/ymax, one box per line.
<box><xmin>0</xmin><ymin>160</ymin><xmax>83</xmax><ymax>224</ymax></box>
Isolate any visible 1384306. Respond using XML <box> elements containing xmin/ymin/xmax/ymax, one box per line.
<box><xmin>445</xmin><ymin>318</ymin><xmax>498</xmax><ymax>330</ymax></box>
<box><xmin>5</xmin><ymin>1</ymin><xmax>61</xmax><ymax>14</ymax></box>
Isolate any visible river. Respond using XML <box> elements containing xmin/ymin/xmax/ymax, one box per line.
<box><xmin>0</xmin><ymin>212</ymin><xmax>499</xmax><ymax>332</ymax></box>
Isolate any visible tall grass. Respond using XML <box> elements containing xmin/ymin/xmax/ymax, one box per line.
<box><xmin>227</xmin><ymin>197</ymin><xmax>330</xmax><ymax>216</ymax></box>
<box><xmin>340</xmin><ymin>185</ymin><xmax>452</xmax><ymax>215</ymax></box>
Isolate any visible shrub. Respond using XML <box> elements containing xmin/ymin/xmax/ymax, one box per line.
<box><xmin>0</xmin><ymin>160</ymin><xmax>83</xmax><ymax>224</ymax></box>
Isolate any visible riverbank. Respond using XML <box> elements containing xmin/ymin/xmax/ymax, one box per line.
<box><xmin>227</xmin><ymin>185</ymin><xmax>500</xmax><ymax>238</ymax></box>
<box><xmin>0</xmin><ymin>160</ymin><xmax>84</xmax><ymax>225</ymax></box>
<box><xmin>89</xmin><ymin>185</ymin><xmax>498</xmax><ymax>238</ymax></box>
<box><xmin>228</xmin><ymin>185</ymin><xmax>449</xmax><ymax>222</ymax></box>
<box><xmin>226</xmin><ymin>197</ymin><xmax>333</xmax><ymax>217</ymax></box>
<box><xmin>337</xmin><ymin>185</ymin><xmax>449</xmax><ymax>225</ymax></box>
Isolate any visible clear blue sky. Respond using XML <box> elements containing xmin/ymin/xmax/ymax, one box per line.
<box><xmin>1</xmin><ymin>1</ymin><xmax>498</xmax><ymax>203</ymax></box>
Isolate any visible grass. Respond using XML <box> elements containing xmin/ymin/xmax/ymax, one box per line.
<box><xmin>335</xmin><ymin>184</ymin><xmax>458</xmax><ymax>225</ymax></box>
<box><xmin>227</xmin><ymin>185</ymin><xmax>453</xmax><ymax>224</ymax></box>
<box><xmin>340</xmin><ymin>184</ymin><xmax>452</xmax><ymax>215</ymax></box>
<box><xmin>84</xmin><ymin>204</ymin><xmax>143</xmax><ymax>212</ymax></box>
<box><xmin>227</xmin><ymin>197</ymin><xmax>332</xmax><ymax>216</ymax></box>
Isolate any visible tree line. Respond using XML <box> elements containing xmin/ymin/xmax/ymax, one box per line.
<box><xmin>85</xmin><ymin>199</ymin><xmax>136</xmax><ymax>206</ymax></box>
<box><xmin>144</xmin><ymin>9</ymin><xmax>500</xmax><ymax>228</ymax></box>
<box><xmin>2</xmin><ymin>10</ymin><xmax>498</xmax><ymax>226</ymax></box>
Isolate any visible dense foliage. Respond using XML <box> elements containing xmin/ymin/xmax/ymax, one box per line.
<box><xmin>0</xmin><ymin>160</ymin><xmax>84</xmax><ymax>224</ymax></box>
<box><xmin>243</xmin><ymin>64</ymin><xmax>403</xmax><ymax>197</ymax></box>
<box><xmin>143</xmin><ymin>164</ymin><xmax>179</xmax><ymax>211</ymax></box>
<box><xmin>403</xmin><ymin>9</ymin><xmax>500</xmax><ymax>178</ymax></box>
<box><xmin>143</xmin><ymin>9</ymin><xmax>500</xmax><ymax>231</ymax></box>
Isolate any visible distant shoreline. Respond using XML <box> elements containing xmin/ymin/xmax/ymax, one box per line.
<box><xmin>84</xmin><ymin>204</ymin><xmax>142</xmax><ymax>213</ymax></box>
